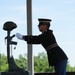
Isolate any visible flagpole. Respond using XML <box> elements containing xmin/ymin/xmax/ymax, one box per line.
<box><xmin>26</xmin><ymin>0</ymin><xmax>34</xmax><ymax>75</ymax></box>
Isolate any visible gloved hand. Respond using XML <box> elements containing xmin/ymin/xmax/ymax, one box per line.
<box><xmin>15</xmin><ymin>33</ymin><xmax>23</xmax><ymax>40</ymax></box>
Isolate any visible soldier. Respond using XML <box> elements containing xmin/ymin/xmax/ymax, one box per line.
<box><xmin>15</xmin><ymin>18</ymin><xmax>68</xmax><ymax>75</ymax></box>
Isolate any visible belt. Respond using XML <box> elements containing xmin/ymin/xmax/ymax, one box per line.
<box><xmin>46</xmin><ymin>43</ymin><xmax>58</xmax><ymax>51</ymax></box>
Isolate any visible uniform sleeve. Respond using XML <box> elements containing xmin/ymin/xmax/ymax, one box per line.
<box><xmin>22</xmin><ymin>32</ymin><xmax>49</xmax><ymax>44</ymax></box>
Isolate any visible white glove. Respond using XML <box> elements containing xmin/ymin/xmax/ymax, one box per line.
<box><xmin>15</xmin><ymin>33</ymin><xmax>23</xmax><ymax>40</ymax></box>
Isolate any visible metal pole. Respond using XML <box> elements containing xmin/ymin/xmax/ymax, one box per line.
<box><xmin>26</xmin><ymin>0</ymin><xmax>34</xmax><ymax>75</ymax></box>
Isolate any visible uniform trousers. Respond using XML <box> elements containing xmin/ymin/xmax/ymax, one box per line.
<box><xmin>54</xmin><ymin>59</ymin><xmax>67</xmax><ymax>75</ymax></box>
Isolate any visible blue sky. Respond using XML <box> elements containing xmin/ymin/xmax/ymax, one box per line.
<box><xmin>0</xmin><ymin>0</ymin><xmax>75</xmax><ymax>67</ymax></box>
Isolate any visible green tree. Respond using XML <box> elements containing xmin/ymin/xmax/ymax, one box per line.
<box><xmin>0</xmin><ymin>52</ymin><xmax>75</xmax><ymax>72</ymax></box>
<box><xmin>0</xmin><ymin>54</ymin><xmax>8</xmax><ymax>72</ymax></box>
<box><xmin>34</xmin><ymin>52</ymin><xmax>54</xmax><ymax>72</ymax></box>
<box><xmin>66</xmin><ymin>62</ymin><xmax>75</xmax><ymax>72</ymax></box>
<box><xmin>15</xmin><ymin>54</ymin><xmax>28</xmax><ymax>70</ymax></box>
<box><xmin>34</xmin><ymin>52</ymin><xmax>75</xmax><ymax>72</ymax></box>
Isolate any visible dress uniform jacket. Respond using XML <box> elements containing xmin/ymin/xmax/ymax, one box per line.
<box><xmin>23</xmin><ymin>29</ymin><xmax>68</xmax><ymax>66</ymax></box>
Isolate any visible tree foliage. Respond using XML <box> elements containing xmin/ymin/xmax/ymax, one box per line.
<box><xmin>34</xmin><ymin>52</ymin><xmax>54</xmax><ymax>72</ymax></box>
<box><xmin>0</xmin><ymin>54</ymin><xmax>8</xmax><ymax>72</ymax></box>
<box><xmin>15</xmin><ymin>54</ymin><xmax>28</xmax><ymax>70</ymax></box>
<box><xmin>0</xmin><ymin>52</ymin><xmax>75</xmax><ymax>72</ymax></box>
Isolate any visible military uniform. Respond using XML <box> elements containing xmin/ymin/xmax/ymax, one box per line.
<box><xmin>15</xmin><ymin>18</ymin><xmax>68</xmax><ymax>75</ymax></box>
<box><xmin>23</xmin><ymin>29</ymin><xmax>68</xmax><ymax>66</ymax></box>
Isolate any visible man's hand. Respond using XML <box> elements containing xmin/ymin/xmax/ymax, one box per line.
<box><xmin>15</xmin><ymin>33</ymin><xmax>23</xmax><ymax>40</ymax></box>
